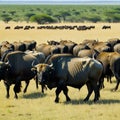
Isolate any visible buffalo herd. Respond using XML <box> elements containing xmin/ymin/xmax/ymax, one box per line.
<box><xmin>3</xmin><ymin>25</ymin><xmax>111</xmax><ymax>31</ymax></box>
<box><xmin>0</xmin><ymin>38</ymin><xmax>120</xmax><ymax>102</ymax></box>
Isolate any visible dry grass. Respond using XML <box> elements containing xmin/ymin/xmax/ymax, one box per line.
<box><xmin>0</xmin><ymin>78</ymin><xmax>120</xmax><ymax>120</ymax></box>
<box><xmin>0</xmin><ymin>21</ymin><xmax>120</xmax><ymax>44</ymax></box>
<box><xmin>0</xmin><ymin>22</ymin><xmax>120</xmax><ymax>120</ymax></box>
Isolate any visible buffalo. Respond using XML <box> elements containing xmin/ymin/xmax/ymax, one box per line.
<box><xmin>96</xmin><ymin>51</ymin><xmax>120</xmax><ymax>91</ymax></box>
<box><xmin>0</xmin><ymin>51</ymin><xmax>40</xmax><ymax>99</ymax></box>
<box><xmin>32</xmin><ymin>54</ymin><xmax>103</xmax><ymax>103</ymax></box>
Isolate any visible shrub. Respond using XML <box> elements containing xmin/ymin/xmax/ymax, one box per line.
<box><xmin>30</xmin><ymin>14</ymin><xmax>56</xmax><ymax>24</ymax></box>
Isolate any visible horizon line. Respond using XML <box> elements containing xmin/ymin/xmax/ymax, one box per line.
<box><xmin>0</xmin><ymin>0</ymin><xmax>120</xmax><ymax>5</ymax></box>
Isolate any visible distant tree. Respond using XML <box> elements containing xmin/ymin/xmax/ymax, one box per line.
<box><xmin>59</xmin><ymin>11</ymin><xmax>71</xmax><ymax>21</ymax></box>
<box><xmin>105</xmin><ymin>17</ymin><xmax>113</xmax><ymax>23</ymax></box>
<box><xmin>112</xmin><ymin>14</ymin><xmax>120</xmax><ymax>22</ymax></box>
<box><xmin>2</xmin><ymin>16</ymin><xmax>12</xmax><ymax>23</ymax></box>
<box><xmin>2</xmin><ymin>11</ymin><xmax>6</xmax><ymax>14</ymax></box>
<box><xmin>54</xmin><ymin>14</ymin><xmax>61</xmax><ymax>23</ymax></box>
<box><xmin>9</xmin><ymin>11</ymin><xmax>16</xmax><ymax>16</ymax></box>
<box><xmin>30</xmin><ymin>14</ymin><xmax>56</xmax><ymax>24</ymax></box>
<box><xmin>73</xmin><ymin>11</ymin><xmax>80</xmax><ymax>16</ymax></box>
<box><xmin>25</xmin><ymin>13</ymin><xmax>35</xmax><ymax>22</ymax></box>
<box><xmin>36</xmin><ymin>8</ymin><xmax>41</xmax><ymax>11</ymax></box>
<box><xmin>46</xmin><ymin>9</ymin><xmax>53</xmax><ymax>16</ymax></box>
<box><xmin>87</xmin><ymin>15</ymin><xmax>101</xmax><ymax>23</ymax></box>
<box><xmin>1</xmin><ymin>14</ymin><xmax>12</xmax><ymax>23</ymax></box>
<box><xmin>105</xmin><ymin>11</ymin><xmax>120</xmax><ymax>22</ymax></box>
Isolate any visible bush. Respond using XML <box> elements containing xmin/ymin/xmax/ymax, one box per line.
<box><xmin>86</xmin><ymin>15</ymin><xmax>102</xmax><ymax>23</ymax></box>
<box><xmin>30</xmin><ymin>14</ymin><xmax>56</xmax><ymax>24</ymax></box>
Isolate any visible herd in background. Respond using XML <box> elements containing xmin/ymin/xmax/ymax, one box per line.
<box><xmin>3</xmin><ymin>25</ymin><xmax>111</xmax><ymax>30</ymax></box>
<box><xmin>0</xmin><ymin>38</ymin><xmax>120</xmax><ymax>102</ymax></box>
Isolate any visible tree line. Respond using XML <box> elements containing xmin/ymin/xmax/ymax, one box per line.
<box><xmin>0</xmin><ymin>5</ymin><xmax>120</xmax><ymax>24</ymax></box>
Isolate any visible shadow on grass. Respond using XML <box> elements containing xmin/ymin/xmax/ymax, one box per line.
<box><xmin>63</xmin><ymin>99</ymin><xmax>120</xmax><ymax>105</ymax></box>
<box><xmin>22</xmin><ymin>92</ymin><xmax>47</xmax><ymax>99</ymax></box>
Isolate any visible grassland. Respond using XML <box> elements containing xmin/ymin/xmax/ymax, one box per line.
<box><xmin>0</xmin><ymin>78</ymin><xmax>120</xmax><ymax>120</ymax></box>
<box><xmin>0</xmin><ymin>21</ymin><xmax>120</xmax><ymax>120</ymax></box>
<box><xmin>0</xmin><ymin>21</ymin><xmax>120</xmax><ymax>44</ymax></box>
<box><xmin>0</xmin><ymin>4</ymin><xmax>120</xmax><ymax>120</ymax></box>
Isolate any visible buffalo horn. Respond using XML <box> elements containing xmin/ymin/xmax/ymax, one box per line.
<box><xmin>32</xmin><ymin>60</ymin><xmax>36</xmax><ymax>67</ymax></box>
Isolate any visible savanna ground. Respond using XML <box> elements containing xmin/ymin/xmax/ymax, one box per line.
<box><xmin>0</xmin><ymin>21</ymin><xmax>120</xmax><ymax>120</ymax></box>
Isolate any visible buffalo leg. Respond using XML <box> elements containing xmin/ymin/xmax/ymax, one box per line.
<box><xmin>91</xmin><ymin>82</ymin><xmax>100</xmax><ymax>102</ymax></box>
<box><xmin>34</xmin><ymin>76</ymin><xmax>38</xmax><ymax>89</ymax></box>
<box><xmin>23</xmin><ymin>80</ymin><xmax>30</xmax><ymax>93</ymax></box>
<box><xmin>63</xmin><ymin>86</ymin><xmax>71</xmax><ymax>102</ymax></box>
<box><xmin>41</xmin><ymin>85</ymin><xmax>44</xmax><ymax>93</ymax></box>
<box><xmin>41</xmin><ymin>84</ymin><xmax>47</xmax><ymax>93</ymax></box>
<box><xmin>55</xmin><ymin>87</ymin><xmax>62</xmax><ymax>103</ymax></box>
<box><xmin>98</xmin><ymin>76</ymin><xmax>104</xmax><ymax>90</ymax></box>
<box><xmin>14</xmin><ymin>88</ymin><xmax>18</xmax><ymax>99</ymax></box>
<box><xmin>84</xmin><ymin>82</ymin><xmax>93</xmax><ymax>102</ymax></box>
<box><xmin>112</xmin><ymin>79</ymin><xmax>120</xmax><ymax>91</ymax></box>
<box><xmin>115</xmin><ymin>80</ymin><xmax>119</xmax><ymax>90</ymax></box>
<box><xmin>13</xmin><ymin>81</ymin><xmax>21</xmax><ymax>99</ymax></box>
<box><xmin>4</xmin><ymin>82</ymin><xmax>10</xmax><ymax>98</ymax></box>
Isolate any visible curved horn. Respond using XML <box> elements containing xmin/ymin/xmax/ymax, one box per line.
<box><xmin>5</xmin><ymin>59</ymin><xmax>10</xmax><ymax>65</ymax></box>
<box><xmin>32</xmin><ymin>60</ymin><xmax>36</xmax><ymax>67</ymax></box>
<box><xmin>49</xmin><ymin>63</ymin><xmax>53</xmax><ymax>68</ymax></box>
<box><xmin>5</xmin><ymin>60</ymin><xmax>11</xmax><ymax>68</ymax></box>
<box><xmin>44</xmin><ymin>54</ymin><xmax>53</xmax><ymax>64</ymax></box>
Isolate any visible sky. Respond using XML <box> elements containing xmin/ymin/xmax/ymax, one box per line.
<box><xmin>1</xmin><ymin>0</ymin><xmax>120</xmax><ymax>1</ymax></box>
<box><xmin>0</xmin><ymin>0</ymin><xmax>120</xmax><ymax>2</ymax></box>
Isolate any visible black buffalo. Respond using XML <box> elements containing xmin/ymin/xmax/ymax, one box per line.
<box><xmin>0</xmin><ymin>51</ymin><xmax>39</xmax><ymax>99</ymax></box>
<box><xmin>32</xmin><ymin>54</ymin><xmax>103</xmax><ymax>103</ymax></box>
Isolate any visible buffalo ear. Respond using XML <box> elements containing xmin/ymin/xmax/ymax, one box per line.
<box><xmin>31</xmin><ymin>67</ymin><xmax>37</xmax><ymax>74</ymax></box>
<box><xmin>31</xmin><ymin>67</ymin><xmax>37</xmax><ymax>71</ymax></box>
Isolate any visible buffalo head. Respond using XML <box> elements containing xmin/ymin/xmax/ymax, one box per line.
<box><xmin>31</xmin><ymin>63</ymin><xmax>56</xmax><ymax>89</ymax></box>
<box><xmin>0</xmin><ymin>61</ymin><xmax>11</xmax><ymax>80</ymax></box>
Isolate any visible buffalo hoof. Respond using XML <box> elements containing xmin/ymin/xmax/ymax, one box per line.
<box><xmin>23</xmin><ymin>88</ymin><xmax>27</xmax><ymax>93</ymax></box>
<box><xmin>111</xmin><ymin>88</ymin><xmax>117</xmax><ymax>92</ymax></box>
<box><xmin>23</xmin><ymin>90</ymin><xmax>27</xmax><ymax>93</ymax></box>
<box><xmin>83</xmin><ymin>97</ymin><xmax>89</xmax><ymax>102</ymax></box>
<box><xmin>93</xmin><ymin>98</ymin><xmax>99</xmax><ymax>103</ymax></box>
<box><xmin>66</xmin><ymin>97</ymin><xmax>71</xmax><ymax>102</ymax></box>
<box><xmin>55</xmin><ymin>98</ymin><xmax>59</xmax><ymax>103</ymax></box>
<box><xmin>14</xmin><ymin>94</ymin><xmax>18</xmax><ymax>99</ymax></box>
<box><xmin>6</xmin><ymin>95</ymin><xmax>10</xmax><ymax>99</ymax></box>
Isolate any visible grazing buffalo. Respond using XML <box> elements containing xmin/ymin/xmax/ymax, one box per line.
<box><xmin>12</xmin><ymin>41</ymin><xmax>26</xmax><ymax>51</ymax></box>
<box><xmin>24</xmin><ymin>40</ymin><xmax>36</xmax><ymax>51</ymax></box>
<box><xmin>113</xmin><ymin>43</ymin><xmax>120</xmax><ymax>53</ymax></box>
<box><xmin>0</xmin><ymin>43</ymin><xmax>14</xmax><ymax>60</ymax></box>
<box><xmin>93</xmin><ymin>42</ymin><xmax>111</xmax><ymax>52</ymax></box>
<box><xmin>96</xmin><ymin>52</ymin><xmax>120</xmax><ymax>91</ymax></box>
<box><xmin>32</xmin><ymin>54</ymin><xmax>103</xmax><ymax>103</ymax></box>
<box><xmin>73</xmin><ymin>44</ymin><xmax>90</xmax><ymax>56</ymax></box>
<box><xmin>36</xmin><ymin>44</ymin><xmax>60</xmax><ymax>58</ymax></box>
<box><xmin>25</xmin><ymin>50</ymin><xmax>45</xmax><ymax>63</ymax></box>
<box><xmin>60</xmin><ymin>40</ymin><xmax>77</xmax><ymax>54</ymax></box>
<box><xmin>77</xmin><ymin>49</ymin><xmax>94</xmax><ymax>58</ymax></box>
<box><xmin>0</xmin><ymin>51</ymin><xmax>39</xmax><ymax>99</ymax></box>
